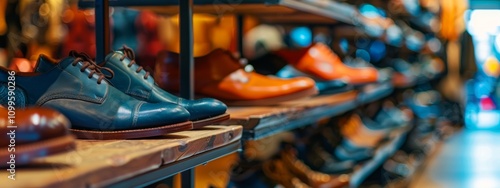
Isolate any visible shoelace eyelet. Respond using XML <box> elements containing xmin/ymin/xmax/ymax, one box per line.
<box><xmin>118</xmin><ymin>46</ymin><xmax>151</xmax><ymax>80</ymax></box>
<box><xmin>69</xmin><ymin>51</ymin><xmax>114</xmax><ymax>85</ymax></box>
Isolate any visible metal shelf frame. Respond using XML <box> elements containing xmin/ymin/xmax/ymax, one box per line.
<box><xmin>105</xmin><ymin>141</ymin><xmax>242</xmax><ymax>188</ymax></box>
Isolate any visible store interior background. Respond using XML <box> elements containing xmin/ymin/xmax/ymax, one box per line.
<box><xmin>1</xmin><ymin>0</ymin><xmax>500</xmax><ymax>187</ymax></box>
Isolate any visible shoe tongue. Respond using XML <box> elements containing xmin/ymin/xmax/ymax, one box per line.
<box><xmin>34</xmin><ymin>55</ymin><xmax>75</xmax><ymax>73</ymax></box>
<box><xmin>106</xmin><ymin>50</ymin><xmax>156</xmax><ymax>84</ymax></box>
<box><xmin>105</xmin><ymin>51</ymin><xmax>123</xmax><ymax>63</ymax></box>
<box><xmin>105</xmin><ymin>50</ymin><xmax>136</xmax><ymax>68</ymax></box>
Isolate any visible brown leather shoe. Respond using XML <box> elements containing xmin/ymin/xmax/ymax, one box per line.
<box><xmin>155</xmin><ymin>49</ymin><xmax>318</xmax><ymax>106</ymax></box>
<box><xmin>280</xmin><ymin>148</ymin><xmax>350</xmax><ymax>188</ymax></box>
<box><xmin>262</xmin><ymin>159</ymin><xmax>310</xmax><ymax>188</ymax></box>
<box><xmin>339</xmin><ymin>113</ymin><xmax>388</xmax><ymax>148</ymax></box>
<box><xmin>273</xmin><ymin>43</ymin><xmax>381</xmax><ymax>85</ymax></box>
<box><xmin>0</xmin><ymin>107</ymin><xmax>75</xmax><ymax>166</ymax></box>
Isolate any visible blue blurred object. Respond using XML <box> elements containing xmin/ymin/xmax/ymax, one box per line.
<box><xmin>356</xmin><ymin>49</ymin><xmax>371</xmax><ymax>62</ymax></box>
<box><xmin>359</xmin><ymin>4</ymin><xmax>386</xmax><ymax>18</ymax></box>
<box><xmin>406</xmin><ymin>32</ymin><xmax>425</xmax><ymax>51</ymax></box>
<box><xmin>494</xmin><ymin>35</ymin><xmax>500</xmax><ymax>61</ymax></box>
<box><xmin>290</xmin><ymin>26</ymin><xmax>312</xmax><ymax>47</ymax></box>
<box><xmin>339</xmin><ymin>38</ymin><xmax>350</xmax><ymax>54</ymax></box>
<box><xmin>403</xmin><ymin>0</ymin><xmax>421</xmax><ymax>16</ymax></box>
<box><xmin>276</xmin><ymin>65</ymin><xmax>349</xmax><ymax>93</ymax></box>
<box><xmin>368</xmin><ymin>40</ymin><xmax>386</xmax><ymax>62</ymax></box>
<box><xmin>464</xmin><ymin>78</ymin><xmax>500</xmax><ymax>129</ymax></box>
<box><xmin>112</xmin><ymin>8</ymin><xmax>140</xmax><ymax>51</ymax></box>
<box><xmin>314</xmin><ymin>33</ymin><xmax>332</xmax><ymax>46</ymax></box>
<box><xmin>386</xmin><ymin>25</ymin><xmax>403</xmax><ymax>46</ymax></box>
<box><xmin>405</xmin><ymin>90</ymin><xmax>442</xmax><ymax>119</ymax></box>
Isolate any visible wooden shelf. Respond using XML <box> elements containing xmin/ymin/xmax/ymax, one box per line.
<box><xmin>0</xmin><ymin>125</ymin><xmax>242</xmax><ymax>188</ymax></box>
<box><xmin>357</xmin><ymin>81</ymin><xmax>394</xmax><ymax>105</ymax></box>
<box><xmin>223</xmin><ymin>91</ymin><xmax>360</xmax><ymax>140</ymax></box>
<box><xmin>78</xmin><ymin>0</ymin><xmax>357</xmax><ymax>24</ymax></box>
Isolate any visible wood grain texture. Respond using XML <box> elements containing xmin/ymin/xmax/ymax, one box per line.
<box><xmin>0</xmin><ymin>125</ymin><xmax>242</xmax><ymax>188</ymax></box>
<box><xmin>131</xmin><ymin>2</ymin><xmax>338</xmax><ymax>24</ymax></box>
<box><xmin>222</xmin><ymin>91</ymin><xmax>358</xmax><ymax>139</ymax></box>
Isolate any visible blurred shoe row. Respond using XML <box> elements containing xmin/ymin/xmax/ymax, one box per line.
<box><xmin>229</xmin><ymin>95</ymin><xmax>417</xmax><ymax>187</ymax></box>
<box><xmin>7</xmin><ymin>41</ymin><xmax>445</xmax><ymax>107</ymax></box>
<box><xmin>383</xmin><ymin>89</ymin><xmax>460</xmax><ymax>186</ymax></box>
<box><xmin>229</xmin><ymin>88</ymin><xmax>458</xmax><ymax>187</ymax></box>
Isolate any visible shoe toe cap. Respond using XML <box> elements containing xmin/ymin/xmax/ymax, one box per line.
<box><xmin>184</xmin><ymin>98</ymin><xmax>227</xmax><ymax>120</ymax></box>
<box><xmin>135</xmin><ymin>102</ymin><xmax>190</xmax><ymax>128</ymax></box>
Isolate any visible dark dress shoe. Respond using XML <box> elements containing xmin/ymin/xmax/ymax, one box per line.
<box><xmin>0</xmin><ymin>54</ymin><xmax>192</xmax><ymax>139</ymax></box>
<box><xmin>0</xmin><ymin>107</ymin><xmax>75</xmax><ymax>166</ymax></box>
<box><xmin>95</xmin><ymin>46</ymin><xmax>228</xmax><ymax>128</ymax></box>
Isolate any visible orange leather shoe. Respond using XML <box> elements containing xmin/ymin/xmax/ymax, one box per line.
<box><xmin>274</xmin><ymin>43</ymin><xmax>380</xmax><ymax>85</ymax></box>
<box><xmin>155</xmin><ymin>49</ymin><xmax>318</xmax><ymax>106</ymax></box>
<box><xmin>0</xmin><ymin>0</ymin><xmax>6</xmax><ymax>35</ymax></box>
<box><xmin>339</xmin><ymin>113</ymin><xmax>388</xmax><ymax>148</ymax></box>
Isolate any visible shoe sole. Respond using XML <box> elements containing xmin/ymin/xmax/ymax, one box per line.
<box><xmin>222</xmin><ymin>87</ymin><xmax>319</xmax><ymax>106</ymax></box>
<box><xmin>70</xmin><ymin>121</ymin><xmax>193</xmax><ymax>140</ymax></box>
<box><xmin>192</xmin><ymin>113</ymin><xmax>230</xmax><ymax>129</ymax></box>
<box><xmin>0</xmin><ymin>135</ymin><xmax>76</xmax><ymax>166</ymax></box>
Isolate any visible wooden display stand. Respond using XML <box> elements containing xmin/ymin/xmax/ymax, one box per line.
<box><xmin>0</xmin><ymin>125</ymin><xmax>242</xmax><ymax>188</ymax></box>
<box><xmin>225</xmin><ymin>91</ymin><xmax>359</xmax><ymax>140</ymax></box>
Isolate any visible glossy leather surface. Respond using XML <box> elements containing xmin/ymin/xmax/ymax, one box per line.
<box><xmin>102</xmin><ymin>50</ymin><xmax>226</xmax><ymax>120</ymax></box>
<box><xmin>0</xmin><ymin>107</ymin><xmax>70</xmax><ymax>146</ymax></box>
<box><xmin>250</xmin><ymin>53</ymin><xmax>349</xmax><ymax>93</ymax></box>
<box><xmin>155</xmin><ymin>49</ymin><xmax>316</xmax><ymax>101</ymax></box>
<box><xmin>0</xmin><ymin>55</ymin><xmax>190</xmax><ymax>131</ymax></box>
<box><xmin>274</xmin><ymin>43</ymin><xmax>380</xmax><ymax>85</ymax></box>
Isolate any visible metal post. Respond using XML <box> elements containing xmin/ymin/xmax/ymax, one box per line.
<box><xmin>95</xmin><ymin>0</ymin><xmax>110</xmax><ymax>62</ymax></box>
<box><xmin>179</xmin><ymin>0</ymin><xmax>194</xmax><ymax>100</ymax></box>
<box><xmin>237</xmin><ymin>14</ymin><xmax>244</xmax><ymax>58</ymax></box>
<box><xmin>179</xmin><ymin>0</ymin><xmax>194</xmax><ymax>186</ymax></box>
<box><xmin>181</xmin><ymin>168</ymin><xmax>195</xmax><ymax>188</ymax></box>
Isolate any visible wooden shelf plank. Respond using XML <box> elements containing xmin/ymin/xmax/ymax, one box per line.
<box><xmin>78</xmin><ymin>0</ymin><xmax>352</xmax><ymax>24</ymax></box>
<box><xmin>357</xmin><ymin>81</ymin><xmax>394</xmax><ymax>105</ymax></box>
<box><xmin>0</xmin><ymin>125</ymin><xmax>242</xmax><ymax>188</ymax></box>
<box><xmin>223</xmin><ymin>91</ymin><xmax>359</xmax><ymax>140</ymax></box>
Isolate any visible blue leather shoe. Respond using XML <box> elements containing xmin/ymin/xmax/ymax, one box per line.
<box><xmin>0</xmin><ymin>54</ymin><xmax>192</xmax><ymax>139</ymax></box>
<box><xmin>100</xmin><ymin>46</ymin><xmax>229</xmax><ymax>128</ymax></box>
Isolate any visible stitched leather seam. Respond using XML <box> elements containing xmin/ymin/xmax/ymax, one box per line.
<box><xmin>133</xmin><ymin>101</ymin><xmax>144</xmax><ymax>127</ymax></box>
<box><xmin>36</xmin><ymin>94</ymin><xmax>103</xmax><ymax>106</ymax></box>
<box><xmin>126</xmin><ymin>91</ymin><xmax>150</xmax><ymax>100</ymax></box>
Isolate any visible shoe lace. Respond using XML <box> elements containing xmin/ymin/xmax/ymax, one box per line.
<box><xmin>118</xmin><ymin>45</ymin><xmax>150</xmax><ymax>79</ymax></box>
<box><xmin>69</xmin><ymin>51</ymin><xmax>114</xmax><ymax>84</ymax></box>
